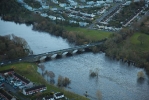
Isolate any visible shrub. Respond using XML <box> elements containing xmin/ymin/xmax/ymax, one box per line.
<box><xmin>57</xmin><ymin>75</ymin><xmax>71</xmax><ymax>87</ymax></box>
<box><xmin>137</xmin><ymin>71</ymin><xmax>145</xmax><ymax>79</ymax></box>
<box><xmin>89</xmin><ymin>68</ymin><xmax>99</xmax><ymax>78</ymax></box>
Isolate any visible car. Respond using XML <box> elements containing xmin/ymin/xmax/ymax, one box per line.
<box><xmin>19</xmin><ymin>59</ymin><xmax>22</xmax><ymax>61</ymax></box>
<box><xmin>0</xmin><ymin>62</ymin><xmax>4</xmax><ymax>65</ymax></box>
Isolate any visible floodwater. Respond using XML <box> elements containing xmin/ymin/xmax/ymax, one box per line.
<box><xmin>0</xmin><ymin>19</ymin><xmax>149</xmax><ymax>100</ymax></box>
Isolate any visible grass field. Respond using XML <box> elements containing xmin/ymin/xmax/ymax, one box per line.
<box><xmin>65</xmin><ymin>26</ymin><xmax>111</xmax><ymax>41</ymax></box>
<box><xmin>0</xmin><ymin>63</ymin><xmax>89</xmax><ymax>100</ymax></box>
<box><xmin>130</xmin><ymin>32</ymin><xmax>149</xmax><ymax>52</ymax></box>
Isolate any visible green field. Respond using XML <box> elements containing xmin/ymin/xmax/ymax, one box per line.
<box><xmin>65</xmin><ymin>27</ymin><xmax>111</xmax><ymax>41</ymax></box>
<box><xmin>130</xmin><ymin>32</ymin><xmax>149</xmax><ymax>52</ymax></box>
<box><xmin>0</xmin><ymin>63</ymin><xmax>89</xmax><ymax>100</ymax></box>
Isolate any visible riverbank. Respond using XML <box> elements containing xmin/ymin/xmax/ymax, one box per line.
<box><xmin>103</xmin><ymin>29</ymin><xmax>149</xmax><ymax>75</ymax></box>
<box><xmin>0</xmin><ymin>0</ymin><xmax>111</xmax><ymax>45</ymax></box>
<box><xmin>0</xmin><ymin>62</ymin><xmax>89</xmax><ymax>100</ymax></box>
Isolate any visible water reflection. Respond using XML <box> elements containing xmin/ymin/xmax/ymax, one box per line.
<box><xmin>40</xmin><ymin>53</ymin><xmax>149</xmax><ymax>100</ymax></box>
<box><xmin>137</xmin><ymin>78</ymin><xmax>145</xmax><ymax>85</ymax></box>
<box><xmin>1</xmin><ymin>19</ymin><xmax>149</xmax><ymax>100</ymax></box>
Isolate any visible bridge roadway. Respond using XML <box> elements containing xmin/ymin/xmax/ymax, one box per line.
<box><xmin>0</xmin><ymin>41</ymin><xmax>104</xmax><ymax>66</ymax></box>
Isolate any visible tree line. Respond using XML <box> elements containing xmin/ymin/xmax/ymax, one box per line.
<box><xmin>0</xmin><ymin>34</ymin><xmax>32</xmax><ymax>61</ymax></box>
<box><xmin>0</xmin><ymin>0</ymin><xmax>99</xmax><ymax>46</ymax></box>
<box><xmin>103</xmin><ymin>26</ymin><xmax>149</xmax><ymax>75</ymax></box>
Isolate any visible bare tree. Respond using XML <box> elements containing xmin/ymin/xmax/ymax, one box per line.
<box><xmin>39</xmin><ymin>64</ymin><xmax>45</xmax><ymax>76</ymax></box>
<box><xmin>137</xmin><ymin>71</ymin><xmax>145</xmax><ymax>79</ymax></box>
<box><xmin>57</xmin><ymin>75</ymin><xmax>63</xmax><ymax>87</ymax></box>
<box><xmin>47</xmin><ymin>71</ymin><xmax>55</xmax><ymax>84</ymax></box>
<box><xmin>57</xmin><ymin>75</ymin><xmax>71</xmax><ymax>87</ymax></box>
<box><xmin>89</xmin><ymin>68</ymin><xmax>99</xmax><ymax>78</ymax></box>
<box><xmin>44</xmin><ymin>70</ymin><xmax>48</xmax><ymax>81</ymax></box>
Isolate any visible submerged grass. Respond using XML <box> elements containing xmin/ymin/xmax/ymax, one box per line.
<box><xmin>0</xmin><ymin>63</ymin><xmax>89</xmax><ymax>100</ymax></box>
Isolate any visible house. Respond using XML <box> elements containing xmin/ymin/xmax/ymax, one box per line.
<box><xmin>0</xmin><ymin>69</ymin><xmax>14</xmax><ymax>75</ymax></box>
<box><xmin>114</xmin><ymin>0</ymin><xmax>123</xmax><ymax>2</ymax></box>
<box><xmin>54</xmin><ymin>92</ymin><xmax>65</xmax><ymax>100</ymax></box>
<box><xmin>0</xmin><ymin>89</ymin><xmax>16</xmax><ymax>100</ymax></box>
<box><xmin>13</xmin><ymin>73</ymin><xmax>33</xmax><ymax>88</ymax></box>
<box><xmin>51</xmin><ymin>0</ymin><xmax>58</xmax><ymax>4</ymax></box>
<box><xmin>22</xmin><ymin>85</ymin><xmax>47</xmax><ymax>95</ymax></box>
<box><xmin>48</xmin><ymin>15</ymin><xmax>56</xmax><ymax>20</ymax></box>
<box><xmin>79</xmin><ymin>22</ymin><xmax>89</xmax><ymax>27</ymax></box>
<box><xmin>87</xmin><ymin>1</ymin><xmax>95</xmax><ymax>5</ymax></box>
<box><xmin>42</xmin><ymin>95</ymin><xmax>54</xmax><ymax>100</ymax></box>
<box><xmin>105</xmin><ymin>0</ymin><xmax>113</xmax><ymax>3</ymax></box>
<box><xmin>122</xmin><ymin>1</ymin><xmax>131</xmax><ymax>6</ymax></box>
<box><xmin>59</xmin><ymin>3</ymin><xmax>67</xmax><ymax>7</ymax></box>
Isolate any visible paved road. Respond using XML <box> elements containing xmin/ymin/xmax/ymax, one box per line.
<box><xmin>3</xmin><ymin>82</ymin><xmax>27</xmax><ymax>100</ymax></box>
<box><xmin>0</xmin><ymin>41</ymin><xmax>105</xmax><ymax>65</ymax></box>
<box><xmin>88</xmin><ymin>3</ymin><xmax>122</xmax><ymax>29</ymax></box>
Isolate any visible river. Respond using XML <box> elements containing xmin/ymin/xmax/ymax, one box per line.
<box><xmin>0</xmin><ymin>19</ymin><xmax>149</xmax><ymax>100</ymax></box>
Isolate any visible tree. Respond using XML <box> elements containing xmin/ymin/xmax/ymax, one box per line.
<box><xmin>137</xmin><ymin>71</ymin><xmax>145</xmax><ymax>79</ymax></box>
<box><xmin>57</xmin><ymin>75</ymin><xmax>71</xmax><ymax>87</ymax></box>
<box><xmin>89</xmin><ymin>68</ymin><xmax>99</xmax><ymax>78</ymax></box>
<box><xmin>57</xmin><ymin>75</ymin><xmax>63</xmax><ymax>87</ymax></box>
<box><xmin>39</xmin><ymin>64</ymin><xmax>45</xmax><ymax>76</ymax></box>
<box><xmin>46</xmin><ymin>71</ymin><xmax>55</xmax><ymax>84</ymax></box>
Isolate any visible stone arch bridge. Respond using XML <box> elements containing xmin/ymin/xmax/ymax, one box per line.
<box><xmin>28</xmin><ymin>42</ymin><xmax>104</xmax><ymax>62</ymax></box>
<box><xmin>0</xmin><ymin>42</ymin><xmax>105</xmax><ymax>66</ymax></box>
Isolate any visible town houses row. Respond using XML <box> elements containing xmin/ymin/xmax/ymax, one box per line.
<box><xmin>0</xmin><ymin>69</ymin><xmax>66</xmax><ymax>100</ymax></box>
<box><xmin>17</xmin><ymin>0</ymin><xmax>149</xmax><ymax>29</ymax></box>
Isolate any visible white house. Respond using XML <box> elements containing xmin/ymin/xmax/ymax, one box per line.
<box><xmin>42</xmin><ymin>95</ymin><xmax>54</xmax><ymax>100</ymax></box>
<box><xmin>51</xmin><ymin>0</ymin><xmax>58</xmax><ymax>4</ymax></box>
<box><xmin>22</xmin><ymin>85</ymin><xmax>47</xmax><ymax>95</ymax></box>
<box><xmin>87</xmin><ymin>1</ymin><xmax>95</xmax><ymax>5</ymax></box>
<box><xmin>13</xmin><ymin>73</ymin><xmax>33</xmax><ymax>88</ymax></box>
<box><xmin>59</xmin><ymin>3</ymin><xmax>67</xmax><ymax>7</ymax></box>
<box><xmin>54</xmin><ymin>92</ymin><xmax>65</xmax><ymax>100</ymax></box>
<box><xmin>122</xmin><ymin>1</ymin><xmax>131</xmax><ymax>6</ymax></box>
<box><xmin>106</xmin><ymin>0</ymin><xmax>113</xmax><ymax>3</ymax></box>
<box><xmin>48</xmin><ymin>15</ymin><xmax>56</xmax><ymax>20</ymax></box>
<box><xmin>79</xmin><ymin>22</ymin><xmax>89</xmax><ymax>27</ymax></box>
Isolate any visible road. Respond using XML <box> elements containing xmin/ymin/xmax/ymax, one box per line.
<box><xmin>88</xmin><ymin>3</ymin><xmax>123</xmax><ymax>29</ymax></box>
<box><xmin>0</xmin><ymin>41</ymin><xmax>105</xmax><ymax>65</ymax></box>
<box><xmin>3</xmin><ymin>82</ymin><xmax>27</xmax><ymax>100</ymax></box>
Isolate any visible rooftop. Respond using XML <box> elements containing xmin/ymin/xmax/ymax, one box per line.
<box><xmin>25</xmin><ymin>85</ymin><xmax>46</xmax><ymax>92</ymax></box>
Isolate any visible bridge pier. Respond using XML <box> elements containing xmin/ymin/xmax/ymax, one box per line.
<box><xmin>66</xmin><ymin>52</ymin><xmax>73</xmax><ymax>56</ymax></box>
<box><xmin>27</xmin><ymin>42</ymin><xmax>104</xmax><ymax>63</ymax></box>
<box><xmin>85</xmin><ymin>48</ymin><xmax>92</xmax><ymax>52</ymax></box>
<box><xmin>56</xmin><ymin>54</ymin><xmax>62</xmax><ymax>59</ymax></box>
<box><xmin>45</xmin><ymin>57</ymin><xmax>51</xmax><ymax>61</ymax></box>
<box><xmin>77</xmin><ymin>50</ymin><xmax>83</xmax><ymax>54</ymax></box>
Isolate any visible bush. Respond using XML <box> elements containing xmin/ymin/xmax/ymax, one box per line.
<box><xmin>89</xmin><ymin>68</ymin><xmax>99</xmax><ymax>78</ymax></box>
<box><xmin>137</xmin><ymin>71</ymin><xmax>145</xmax><ymax>79</ymax></box>
<box><xmin>57</xmin><ymin>75</ymin><xmax>71</xmax><ymax>87</ymax></box>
